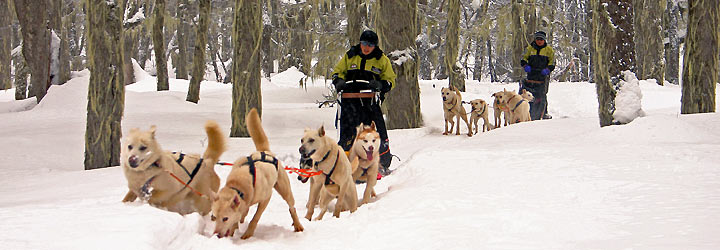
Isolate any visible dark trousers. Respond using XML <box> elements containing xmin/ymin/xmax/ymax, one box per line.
<box><xmin>338</xmin><ymin>97</ymin><xmax>392</xmax><ymax>169</ymax></box>
<box><xmin>519</xmin><ymin>78</ymin><xmax>548</xmax><ymax>121</ymax></box>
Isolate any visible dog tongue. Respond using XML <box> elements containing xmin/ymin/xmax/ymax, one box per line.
<box><xmin>366</xmin><ymin>150</ymin><xmax>373</xmax><ymax>161</ymax></box>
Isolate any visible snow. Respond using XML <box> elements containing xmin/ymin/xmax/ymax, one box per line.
<box><xmin>613</xmin><ymin>70</ymin><xmax>646</xmax><ymax>124</ymax></box>
<box><xmin>1</xmin><ymin>67</ymin><xmax>720</xmax><ymax>250</ymax></box>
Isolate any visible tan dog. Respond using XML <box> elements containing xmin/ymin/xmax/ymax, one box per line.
<box><xmin>498</xmin><ymin>88</ymin><xmax>531</xmax><ymax>124</ymax></box>
<box><xmin>348</xmin><ymin>122</ymin><xmax>380</xmax><ymax>205</ymax></box>
<box><xmin>491</xmin><ymin>91</ymin><xmax>510</xmax><ymax>128</ymax></box>
<box><xmin>299</xmin><ymin>126</ymin><xmax>358</xmax><ymax>220</ymax></box>
<box><xmin>210</xmin><ymin>109</ymin><xmax>304</xmax><ymax>239</ymax></box>
<box><xmin>468</xmin><ymin>99</ymin><xmax>492</xmax><ymax>134</ymax></box>
<box><xmin>441</xmin><ymin>86</ymin><xmax>472</xmax><ymax>137</ymax></box>
<box><xmin>520</xmin><ymin>89</ymin><xmax>535</xmax><ymax>102</ymax></box>
<box><xmin>121</xmin><ymin>121</ymin><xmax>225</xmax><ymax>216</ymax></box>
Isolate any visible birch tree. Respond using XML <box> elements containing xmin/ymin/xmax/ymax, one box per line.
<box><xmin>378</xmin><ymin>0</ymin><xmax>423</xmax><ymax>129</ymax></box>
<box><xmin>680</xmin><ymin>0</ymin><xmax>718</xmax><ymax>114</ymax></box>
<box><xmin>230</xmin><ymin>0</ymin><xmax>262</xmax><ymax>137</ymax></box>
<box><xmin>347</xmin><ymin>0</ymin><xmax>363</xmax><ymax>45</ymax></box>
<box><xmin>84</xmin><ymin>0</ymin><xmax>125</xmax><ymax>170</ymax></box>
<box><xmin>186</xmin><ymin>0</ymin><xmax>210</xmax><ymax>103</ymax></box>
<box><xmin>174</xmin><ymin>0</ymin><xmax>189</xmax><ymax>79</ymax></box>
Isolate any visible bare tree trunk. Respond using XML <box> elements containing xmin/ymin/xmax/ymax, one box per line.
<box><xmin>634</xmin><ymin>0</ymin><xmax>666</xmax><ymax>85</ymax></box>
<box><xmin>681</xmin><ymin>0</ymin><xmax>718</xmax><ymax>114</ymax></box>
<box><xmin>511</xmin><ymin>0</ymin><xmax>524</xmax><ymax>83</ymax></box>
<box><xmin>14</xmin><ymin>0</ymin><xmax>51</xmax><ymax>102</ymax></box>
<box><xmin>174</xmin><ymin>0</ymin><xmax>189</xmax><ymax>79</ymax></box>
<box><xmin>347</xmin><ymin>0</ymin><xmax>362</xmax><ymax>46</ymax></box>
<box><xmin>378</xmin><ymin>0</ymin><xmax>423</xmax><ymax>129</ymax></box>
<box><xmin>487</xmin><ymin>39</ymin><xmax>497</xmax><ymax>83</ymax></box>
<box><xmin>14</xmin><ymin>59</ymin><xmax>28</xmax><ymax>99</ymax></box>
<box><xmin>607</xmin><ymin>0</ymin><xmax>636</xmax><ymax>78</ymax></box>
<box><xmin>0</xmin><ymin>0</ymin><xmax>10</xmax><ymax>90</ymax></box>
<box><xmin>186</xmin><ymin>0</ymin><xmax>209</xmax><ymax>103</ymax></box>
<box><xmin>446</xmin><ymin>0</ymin><xmax>464</xmax><ymax>91</ymax></box>
<box><xmin>591</xmin><ymin>0</ymin><xmax>622</xmax><ymax>127</ymax></box>
<box><xmin>85</xmin><ymin>0</ymin><xmax>125</xmax><ymax>170</ymax></box>
<box><xmin>664</xmin><ymin>0</ymin><xmax>681</xmax><ymax>85</ymax></box>
<box><xmin>230</xmin><ymin>0</ymin><xmax>262</xmax><ymax>137</ymax></box>
<box><xmin>153</xmin><ymin>0</ymin><xmax>169</xmax><ymax>90</ymax></box>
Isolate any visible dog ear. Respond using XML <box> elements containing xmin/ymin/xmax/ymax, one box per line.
<box><xmin>356</xmin><ymin>123</ymin><xmax>364</xmax><ymax>137</ymax></box>
<box><xmin>149</xmin><ymin>125</ymin><xmax>157</xmax><ymax>138</ymax></box>
<box><xmin>370</xmin><ymin>121</ymin><xmax>376</xmax><ymax>130</ymax></box>
<box><xmin>448</xmin><ymin>85</ymin><xmax>455</xmax><ymax>91</ymax></box>
<box><xmin>318</xmin><ymin>126</ymin><xmax>325</xmax><ymax>137</ymax></box>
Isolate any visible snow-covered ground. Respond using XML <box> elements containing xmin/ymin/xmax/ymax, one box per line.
<box><xmin>1</xmin><ymin>67</ymin><xmax>719</xmax><ymax>250</ymax></box>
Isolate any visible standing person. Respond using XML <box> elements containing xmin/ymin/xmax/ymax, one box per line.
<box><xmin>520</xmin><ymin>31</ymin><xmax>555</xmax><ymax>120</ymax></box>
<box><xmin>331</xmin><ymin>30</ymin><xmax>396</xmax><ymax>176</ymax></box>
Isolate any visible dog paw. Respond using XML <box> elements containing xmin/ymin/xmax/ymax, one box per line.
<box><xmin>240</xmin><ymin>232</ymin><xmax>253</xmax><ymax>240</ymax></box>
<box><xmin>442</xmin><ymin>132</ymin><xmax>448</xmax><ymax>135</ymax></box>
<box><xmin>294</xmin><ymin>224</ymin><xmax>304</xmax><ymax>232</ymax></box>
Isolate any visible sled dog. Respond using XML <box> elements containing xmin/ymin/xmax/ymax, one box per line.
<box><xmin>520</xmin><ymin>88</ymin><xmax>535</xmax><ymax>102</ymax></box>
<box><xmin>348</xmin><ymin>122</ymin><xmax>380</xmax><ymax>205</ymax></box>
<box><xmin>121</xmin><ymin>121</ymin><xmax>225</xmax><ymax>216</ymax></box>
<box><xmin>211</xmin><ymin>109</ymin><xmax>304</xmax><ymax>239</ymax></box>
<box><xmin>499</xmin><ymin>88</ymin><xmax>531</xmax><ymax>124</ymax></box>
<box><xmin>491</xmin><ymin>91</ymin><xmax>509</xmax><ymax>128</ymax></box>
<box><xmin>441</xmin><ymin>86</ymin><xmax>472</xmax><ymax>137</ymax></box>
<box><xmin>299</xmin><ymin>125</ymin><xmax>358</xmax><ymax>220</ymax></box>
<box><xmin>468</xmin><ymin>99</ymin><xmax>492</xmax><ymax>134</ymax></box>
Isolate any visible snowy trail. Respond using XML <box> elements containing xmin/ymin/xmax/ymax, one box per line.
<box><xmin>1</xmin><ymin>69</ymin><xmax>720</xmax><ymax>249</ymax></box>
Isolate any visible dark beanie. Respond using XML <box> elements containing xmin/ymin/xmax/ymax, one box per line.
<box><xmin>534</xmin><ymin>31</ymin><xmax>547</xmax><ymax>41</ymax></box>
<box><xmin>360</xmin><ymin>30</ymin><xmax>379</xmax><ymax>46</ymax></box>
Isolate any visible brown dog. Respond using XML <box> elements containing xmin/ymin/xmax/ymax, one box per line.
<box><xmin>491</xmin><ymin>91</ymin><xmax>510</xmax><ymax>128</ymax></box>
<box><xmin>441</xmin><ymin>86</ymin><xmax>472</xmax><ymax>137</ymax></box>
<box><xmin>299</xmin><ymin>125</ymin><xmax>358</xmax><ymax>220</ymax></box>
<box><xmin>121</xmin><ymin>121</ymin><xmax>225</xmax><ymax>215</ymax></box>
<box><xmin>468</xmin><ymin>99</ymin><xmax>492</xmax><ymax>134</ymax></box>
<box><xmin>498</xmin><ymin>88</ymin><xmax>531</xmax><ymax>124</ymax></box>
<box><xmin>210</xmin><ymin>109</ymin><xmax>303</xmax><ymax>239</ymax></box>
<box><xmin>348</xmin><ymin>122</ymin><xmax>380</xmax><ymax>205</ymax></box>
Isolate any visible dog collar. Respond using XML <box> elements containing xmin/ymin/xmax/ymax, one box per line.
<box><xmin>313</xmin><ymin>150</ymin><xmax>332</xmax><ymax>167</ymax></box>
<box><xmin>230</xmin><ymin>187</ymin><xmax>245</xmax><ymax>200</ymax></box>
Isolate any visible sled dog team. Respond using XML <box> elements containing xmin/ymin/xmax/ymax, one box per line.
<box><xmin>442</xmin><ymin>85</ymin><xmax>535</xmax><ymax>136</ymax></box>
<box><xmin>121</xmin><ymin>108</ymin><xmax>382</xmax><ymax>239</ymax></box>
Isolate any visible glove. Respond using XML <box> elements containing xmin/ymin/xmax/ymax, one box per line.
<box><xmin>541</xmin><ymin>68</ymin><xmax>550</xmax><ymax>76</ymax></box>
<box><xmin>333</xmin><ymin>77</ymin><xmax>346</xmax><ymax>92</ymax></box>
<box><xmin>524</xmin><ymin>65</ymin><xmax>531</xmax><ymax>73</ymax></box>
<box><xmin>369</xmin><ymin>80</ymin><xmax>382</xmax><ymax>92</ymax></box>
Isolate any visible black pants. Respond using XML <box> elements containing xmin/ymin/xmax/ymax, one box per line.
<box><xmin>338</xmin><ymin>97</ymin><xmax>392</xmax><ymax>169</ymax></box>
<box><xmin>519</xmin><ymin>78</ymin><xmax>548</xmax><ymax>121</ymax></box>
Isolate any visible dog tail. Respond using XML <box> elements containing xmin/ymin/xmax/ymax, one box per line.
<box><xmin>246</xmin><ymin>108</ymin><xmax>270</xmax><ymax>152</ymax></box>
<box><xmin>203</xmin><ymin>120</ymin><xmax>226</xmax><ymax>163</ymax></box>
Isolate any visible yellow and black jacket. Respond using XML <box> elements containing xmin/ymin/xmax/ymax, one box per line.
<box><xmin>520</xmin><ymin>41</ymin><xmax>555</xmax><ymax>81</ymax></box>
<box><xmin>332</xmin><ymin>45</ymin><xmax>396</xmax><ymax>93</ymax></box>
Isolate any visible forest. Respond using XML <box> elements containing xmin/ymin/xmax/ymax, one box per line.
<box><xmin>0</xmin><ymin>0</ymin><xmax>717</xmax><ymax>170</ymax></box>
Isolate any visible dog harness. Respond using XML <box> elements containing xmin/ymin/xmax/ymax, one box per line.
<box><xmin>509</xmin><ymin>95</ymin><xmax>526</xmax><ymax>113</ymax></box>
<box><xmin>230</xmin><ymin>187</ymin><xmax>245</xmax><ymax>200</ymax></box>
<box><xmin>173</xmin><ymin>152</ymin><xmax>203</xmax><ymax>186</ymax></box>
<box><xmin>240</xmin><ymin>151</ymin><xmax>280</xmax><ymax>186</ymax></box>
<box><xmin>314</xmin><ymin>150</ymin><xmax>340</xmax><ymax>185</ymax></box>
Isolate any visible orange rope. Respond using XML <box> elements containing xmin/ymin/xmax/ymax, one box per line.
<box><xmin>166</xmin><ymin>170</ymin><xmax>205</xmax><ymax>197</ymax></box>
<box><xmin>284</xmin><ymin>166</ymin><xmax>323</xmax><ymax>178</ymax></box>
